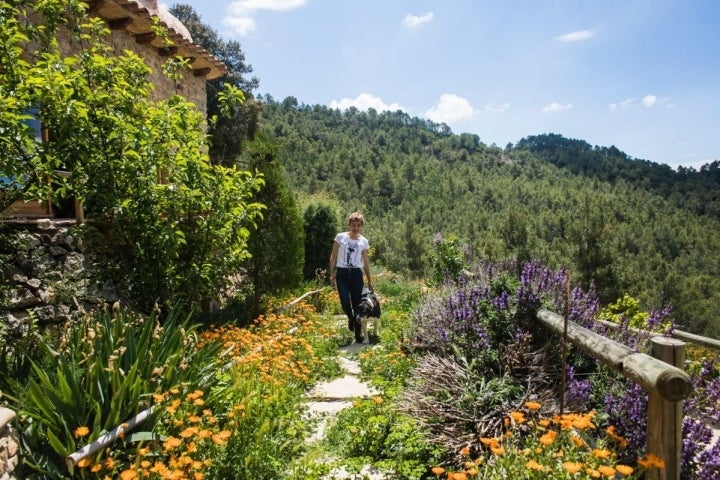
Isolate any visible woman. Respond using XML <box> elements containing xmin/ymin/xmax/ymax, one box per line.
<box><xmin>329</xmin><ymin>212</ymin><xmax>374</xmax><ymax>342</ymax></box>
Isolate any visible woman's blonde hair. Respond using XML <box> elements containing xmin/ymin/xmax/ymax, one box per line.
<box><xmin>348</xmin><ymin>212</ymin><xmax>365</xmax><ymax>226</ymax></box>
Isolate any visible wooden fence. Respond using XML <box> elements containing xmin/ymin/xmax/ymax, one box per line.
<box><xmin>536</xmin><ymin>309</ymin><xmax>692</xmax><ymax>480</ymax></box>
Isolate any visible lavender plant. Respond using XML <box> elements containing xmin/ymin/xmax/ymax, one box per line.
<box><xmin>404</xmin><ymin>258</ymin><xmax>720</xmax><ymax>477</ymax></box>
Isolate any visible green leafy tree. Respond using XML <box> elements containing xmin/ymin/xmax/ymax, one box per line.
<box><xmin>241</xmin><ymin>134</ymin><xmax>304</xmax><ymax>317</ymax></box>
<box><xmin>302</xmin><ymin>202</ymin><xmax>338</xmax><ymax>281</ymax></box>
<box><xmin>170</xmin><ymin>3</ymin><xmax>262</xmax><ymax>166</ymax></box>
<box><xmin>0</xmin><ymin>0</ymin><xmax>264</xmax><ymax>311</ymax></box>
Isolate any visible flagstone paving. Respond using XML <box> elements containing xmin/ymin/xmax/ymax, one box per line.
<box><xmin>305</xmin><ymin>341</ymin><xmax>387</xmax><ymax>479</ymax></box>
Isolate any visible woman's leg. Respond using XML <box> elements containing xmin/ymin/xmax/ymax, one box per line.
<box><xmin>348</xmin><ymin>269</ymin><xmax>365</xmax><ymax>341</ymax></box>
<box><xmin>336</xmin><ymin>269</ymin><xmax>354</xmax><ymax>331</ymax></box>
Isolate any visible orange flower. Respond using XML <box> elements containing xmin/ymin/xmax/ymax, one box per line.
<box><xmin>163</xmin><ymin>436</ymin><xmax>182</xmax><ymax>451</ymax></box>
<box><xmin>76</xmin><ymin>458</ymin><xmax>91</xmax><ymax>468</ymax></box>
<box><xmin>585</xmin><ymin>467</ymin><xmax>601</xmax><ymax>478</ymax></box>
<box><xmin>524</xmin><ymin>401</ymin><xmax>541</xmax><ymax>411</ymax></box>
<box><xmin>480</xmin><ymin>437</ymin><xmax>499</xmax><ymax>448</ymax></box>
<box><xmin>431</xmin><ymin>466</ymin><xmax>445</xmax><ymax>477</ymax></box>
<box><xmin>119</xmin><ymin>469</ymin><xmax>137</xmax><ymax>480</ymax></box>
<box><xmin>525</xmin><ymin>459</ymin><xmax>545</xmax><ymax>471</ymax></box>
<box><xmin>592</xmin><ymin>448</ymin><xmax>612</xmax><ymax>459</ymax></box>
<box><xmin>490</xmin><ymin>445</ymin><xmax>505</xmax><ymax>456</ymax></box>
<box><xmin>539</xmin><ymin>432</ymin><xmax>556</xmax><ymax>446</ymax></box>
<box><xmin>638</xmin><ymin>453</ymin><xmax>665</xmax><ymax>469</ymax></box>
<box><xmin>91</xmin><ymin>463</ymin><xmax>103</xmax><ymax>473</ymax></box>
<box><xmin>598</xmin><ymin>465</ymin><xmax>616</xmax><ymax>477</ymax></box>
<box><xmin>563</xmin><ymin>462</ymin><xmax>583</xmax><ymax>474</ymax></box>
<box><xmin>452</xmin><ymin>473</ymin><xmax>467</xmax><ymax>480</ymax></box>
<box><xmin>616</xmin><ymin>464</ymin><xmax>634</xmax><ymax>476</ymax></box>
<box><xmin>74</xmin><ymin>426</ymin><xmax>90</xmax><ymax>438</ymax></box>
<box><xmin>373</xmin><ymin>396</ymin><xmax>384</xmax><ymax>404</ymax></box>
<box><xmin>606</xmin><ymin>426</ymin><xmax>629</xmax><ymax>447</ymax></box>
<box><xmin>460</xmin><ymin>446</ymin><xmax>470</xmax><ymax>456</ymax></box>
<box><xmin>509</xmin><ymin>411</ymin><xmax>526</xmax><ymax>424</ymax></box>
<box><xmin>571</xmin><ymin>436</ymin><xmax>586</xmax><ymax>447</ymax></box>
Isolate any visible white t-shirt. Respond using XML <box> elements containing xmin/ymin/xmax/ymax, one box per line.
<box><xmin>334</xmin><ymin>232</ymin><xmax>369</xmax><ymax>268</ymax></box>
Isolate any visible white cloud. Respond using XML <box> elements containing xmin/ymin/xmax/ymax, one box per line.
<box><xmin>543</xmin><ymin>102</ymin><xmax>573</xmax><ymax>113</ymax></box>
<box><xmin>643</xmin><ymin>94</ymin><xmax>658</xmax><ymax>107</ymax></box>
<box><xmin>554</xmin><ymin>30</ymin><xmax>595</xmax><ymax>42</ymax></box>
<box><xmin>224</xmin><ymin>16</ymin><xmax>257</xmax><ymax>36</ymax></box>
<box><xmin>425</xmin><ymin>94</ymin><xmax>475</xmax><ymax>124</ymax></box>
<box><xmin>484</xmin><ymin>102</ymin><xmax>510</xmax><ymax>114</ymax></box>
<box><xmin>224</xmin><ymin>0</ymin><xmax>306</xmax><ymax>36</ymax></box>
<box><xmin>402</xmin><ymin>12</ymin><xmax>434</xmax><ymax>28</ymax></box>
<box><xmin>329</xmin><ymin>93</ymin><xmax>404</xmax><ymax>113</ymax></box>
<box><xmin>609</xmin><ymin>97</ymin><xmax>636</xmax><ymax>110</ymax></box>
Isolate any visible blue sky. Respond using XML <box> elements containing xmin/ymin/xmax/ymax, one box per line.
<box><xmin>164</xmin><ymin>0</ymin><xmax>720</xmax><ymax>170</ymax></box>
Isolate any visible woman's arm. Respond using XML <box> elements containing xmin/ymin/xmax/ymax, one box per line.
<box><xmin>329</xmin><ymin>240</ymin><xmax>339</xmax><ymax>285</ymax></box>
<box><xmin>362</xmin><ymin>249</ymin><xmax>373</xmax><ymax>291</ymax></box>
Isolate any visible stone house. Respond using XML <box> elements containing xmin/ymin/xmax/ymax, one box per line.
<box><xmin>1</xmin><ymin>0</ymin><xmax>226</xmax><ymax>219</ymax></box>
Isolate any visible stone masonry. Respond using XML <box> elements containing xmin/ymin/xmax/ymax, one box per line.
<box><xmin>0</xmin><ymin>408</ymin><xmax>18</xmax><ymax>480</ymax></box>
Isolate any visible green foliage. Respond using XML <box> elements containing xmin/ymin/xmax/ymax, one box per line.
<box><xmin>324</xmin><ymin>397</ymin><xmax>442</xmax><ymax>480</ymax></box>
<box><xmin>259</xmin><ymin>97</ymin><xmax>720</xmax><ymax>336</ymax></box>
<box><xmin>0</xmin><ymin>0</ymin><xmax>264</xmax><ymax>312</ymax></box>
<box><xmin>239</xmin><ymin>133</ymin><xmax>304</xmax><ymax>318</ymax></box>
<box><xmin>12</xmin><ymin>305</ymin><xmax>219</xmax><ymax>479</ymax></box>
<box><xmin>205</xmin><ymin>378</ymin><xmax>311</xmax><ymax>480</ymax></box>
<box><xmin>169</xmin><ymin>4</ymin><xmax>262</xmax><ymax>166</ymax></box>
<box><xmin>599</xmin><ymin>295</ymin><xmax>650</xmax><ymax>329</ymax></box>
<box><xmin>302</xmin><ymin>202</ymin><xmax>338</xmax><ymax>280</ymax></box>
<box><xmin>428</xmin><ymin>234</ymin><xmax>467</xmax><ymax>286</ymax></box>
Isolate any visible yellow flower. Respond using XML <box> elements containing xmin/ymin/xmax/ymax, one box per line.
<box><xmin>74</xmin><ymin>426</ymin><xmax>90</xmax><ymax>438</ymax></box>
<box><xmin>563</xmin><ymin>462</ymin><xmax>583</xmax><ymax>474</ymax></box>
<box><xmin>616</xmin><ymin>464</ymin><xmax>634</xmax><ymax>476</ymax></box>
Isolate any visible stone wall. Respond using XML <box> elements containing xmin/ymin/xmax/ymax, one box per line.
<box><xmin>1</xmin><ymin>219</ymin><xmax>118</xmax><ymax>333</ymax></box>
<box><xmin>0</xmin><ymin>408</ymin><xmax>18</xmax><ymax>480</ymax></box>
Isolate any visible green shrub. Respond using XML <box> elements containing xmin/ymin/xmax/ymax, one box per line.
<box><xmin>12</xmin><ymin>305</ymin><xmax>219</xmax><ymax>479</ymax></box>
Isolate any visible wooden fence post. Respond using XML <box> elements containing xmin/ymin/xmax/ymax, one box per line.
<box><xmin>647</xmin><ymin>336</ymin><xmax>685</xmax><ymax>480</ymax></box>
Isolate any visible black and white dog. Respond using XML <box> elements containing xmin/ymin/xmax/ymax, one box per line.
<box><xmin>354</xmin><ymin>290</ymin><xmax>381</xmax><ymax>344</ymax></box>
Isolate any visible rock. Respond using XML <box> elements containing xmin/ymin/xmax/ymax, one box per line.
<box><xmin>9</xmin><ymin>288</ymin><xmax>37</xmax><ymax>309</ymax></box>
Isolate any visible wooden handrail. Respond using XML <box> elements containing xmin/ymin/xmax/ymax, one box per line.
<box><xmin>537</xmin><ymin>309</ymin><xmax>691</xmax><ymax>401</ymax></box>
<box><xmin>66</xmin><ymin>407</ymin><xmax>154</xmax><ymax>469</ymax></box>
<box><xmin>597</xmin><ymin>319</ymin><xmax>720</xmax><ymax>352</ymax></box>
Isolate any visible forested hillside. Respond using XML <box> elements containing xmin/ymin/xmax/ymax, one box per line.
<box><xmin>258</xmin><ymin>96</ymin><xmax>720</xmax><ymax>337</ymax></box>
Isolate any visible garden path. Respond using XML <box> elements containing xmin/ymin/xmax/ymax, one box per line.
<box><xmin>304</xmin><ymin>324</ymin><xmax>387</xmax><ymax>479</ymax></box>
